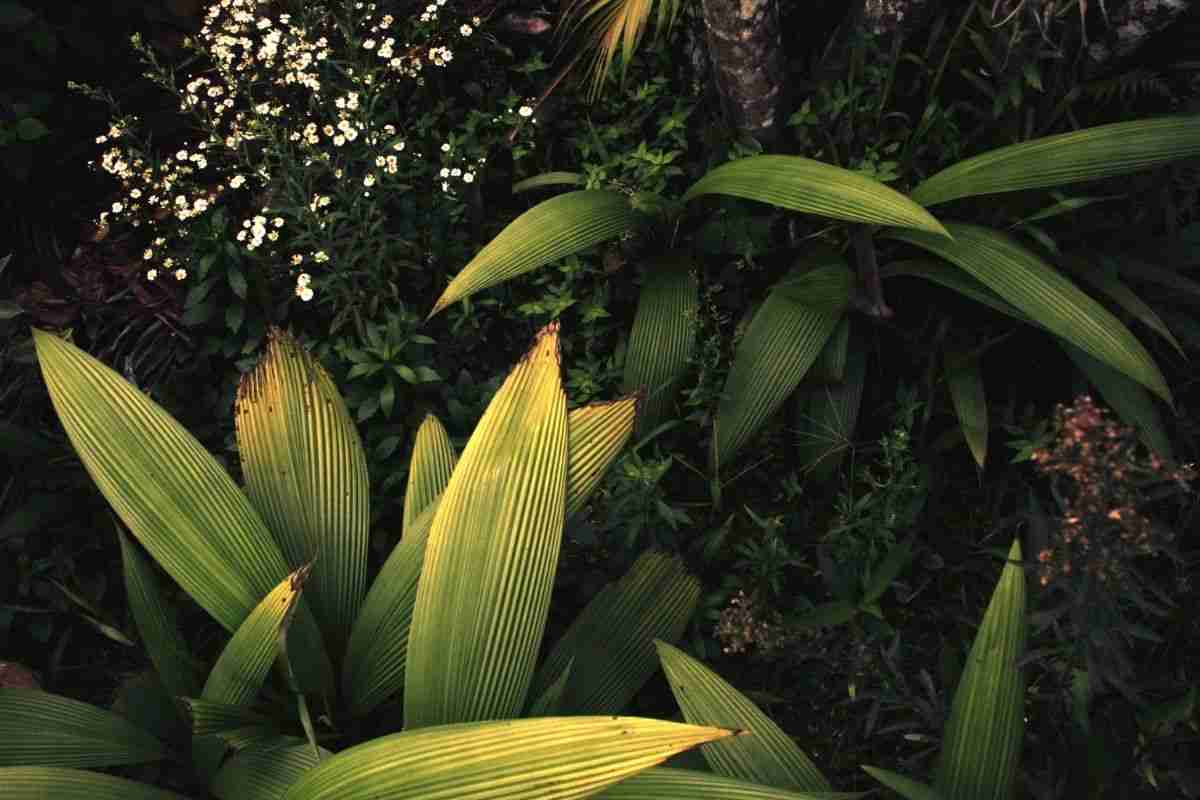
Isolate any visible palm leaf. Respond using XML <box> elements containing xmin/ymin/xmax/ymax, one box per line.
<box><xmin>683</xmin><ymin>156</ymin><xmax>949</xmax><ymax>237</ymax></box>
<box><xmin>429</xmin><ymin>191</ymin><xmax>643</xmax><ymax>317</ymax></box>
<box><xmin>118</xmin><ymin>531</ymin><xmax>200</xmax><ymax>700</ymax></box>
<box><xmin>282</xmin><ymin>716</ymin><xmax>736</xmax><ymax>800</ymax></box>
<box><xmin>344</xmin><ymin>394</ymin><xmax>636</xmax><ymax>716</ymax></box>
<box><xmin>862</xmin><ymin>766</ymin><xmax>941</xmax><ymax>800</ymax></box>
<box><xmin>712</xmin><ymin>257</ymin><xmax>852</xmax><ymax>471</ymax></box>
<box><xmin>530</xmin><ymin>551</ymin><xmax>699</xmax><ymax>714</ymax></box>
<box><xmin>911</xmin><ymin>115</ymin><xmax>1200</xmax><ymax>206</ymax></box>
<box><xmin>934</xmin><ymin>540</ymin><xmax>1026</xmax><ymax>800</ymax></box>
<box><xmin>513</xmin><ymin>172</ymin><xmax>586</xmax><ymax>194</ymax></box>
<box><xmin>0</xmin><ymin>689</ymin><xmax>164</xmax><ymax>768</ymax></box>
<box><xmin>944</xmin><ymin>350</ymin><xmax>988</xmax><ymax>468</ymax></box>
<box><xmin>32</xmin><ymin>331</ymin><xmax>331</xmax><ymax>691</ymax></box>
<box><xmin>212</xmin><ymin>740</ymin><xmax>332</xmax><ymax>800</ymax></box>
<box><xmin>596</xmin><ymin>767</ymin><xmax>861</xmax><ymax>799</ymax></box>
<box><xmin>402</xmin><ymin>414</ymin><xmax>456</xmax><ymax>537</ymax></box>
<box><xmin>656</xmin><ymin>641</ymin><xmax>831</xmax><ymax>792</ymax></box>
<box><xmin>404</xmin><ymin>323</ymin><xmax>569</xmax><ymax>727</ymax></box>
<box><xmin>622</xmin><ymin>251</ymin><xmax>698</xmax><ymax>433</ymax></box>
<box><xmin>0</xmin><ymin>767</ymin><xmax>187</xmax><ymax>800</ymax></box>
<box><xmin>235</xmin><ymin>330</ymin><xmax>369</xmax><ymax>655</ymax></box>
<box><xmin>885</xmin><ymin>224</ymin><xmax>1171</xmax><ymax>404</ymax></box>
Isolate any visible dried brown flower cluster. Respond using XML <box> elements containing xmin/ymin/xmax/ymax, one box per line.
<box><xmin>714</xmin><ymin>590</ymin><xmax>786</xmax><ymax>655</ymax></box>
<box><xmin>1030</xmin><ymin>395</ymin><xmax>1194</xmax><ymax>587</ymax></box>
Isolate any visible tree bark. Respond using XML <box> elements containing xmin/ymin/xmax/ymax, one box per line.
<box><xmin>701</xmin><ymin>0</ymin><xmax>786</xmax><ymax>147</ymax></box>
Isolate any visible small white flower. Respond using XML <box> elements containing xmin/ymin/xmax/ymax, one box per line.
<box><xmin>297</xmin><ymin>273</ymin><xmax>311</xmax><ymax>287</ymax></box>
<box><xmin>230</xmin><ymin>175</ymin><xmax>245</xmax><ymax>188</ymax></box>
<box><xmin>463</xmin><ymin>172</ymin><xmax>475</xmax><ymax>183</ymax></box>
<box><xmin>146</xmin><ymin>269</ymin><xmax>158</xmax><ymax>281</ymax></box>
<box><xmin>460</xmin><ymin>24</ymin><xmax>473</xmax><ymax>36</ymax></box>
<box><xmin>362</xmin><ymin>38</ymin><xmax>376</xmax><ymax>49</ymax></box>
<box><xmin>297</xmin><ymin>286</ymin><xmax>314</xmax><ymax>302</ymax></box>
<box><xmin>291</xmin><ymin>254</ymin><xmax>304</xmax><ymax>265</ymax></box>
<box><xmin>364</xmin><ymin>174</ymin><xmax>376</xmax><ymax>187</ymax></box>
<box><xmin>439</xmin><ymin>167</ymin><xmax>450</xmax><ymax>178</ymax></box>
<box><xmin>392</xmin><ymin>140</ymin><xmax>405</xmax><ymax>152</ymax></box>
<box><xmin>440</xmin><ymin>142</ymin><xmax>451</xmax><ymax>152</ymax></box>
<box><xmin>273</xmin><ymin>217</ymin><xmax>285</xmax><ymax>228</ymax></box>
<box><xmin>176</xmin><ymin>149</ymin><xmax>188</xmax><ymax>160</ymax></box>
<box><xmin>143</xmin><ymin>248</ymin><xmax>154</xmax><ymax>259</ymax></box>
<box><xmin>112</xmin><ymin>202</ymin><xmax>124</xmax><ymax>213</ymax></box>
<box><xmin>518</xmin><ymin>105</ymin><xmax>534</xmax><ymax>118</ymax></box>
<box><xmin>314</xmin><ymin>250</ymin><xmax>329</xmax><ymax>262</ymax></box>
<box><xmin>174</xmin><ymin>268</ymin><xmax>187</xmax><ymax>280</ymax></box>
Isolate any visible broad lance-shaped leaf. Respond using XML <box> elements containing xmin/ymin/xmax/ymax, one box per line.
<box><xmin>344</xmin><ymin>394</ymin><xmax>637</xmax><ymax>716</ymax></box>
<box><xmin>282</xmin><ymin>717</ymin><xmax>738</xmax><ymax>800</ymax></box>
<box><xmin>512</xmin><ymin>171</ymin><xmax>585</xmax><ymax>193</ymax></box>
<box><xmin>880</xmin><ymin>260</ymin><xmax>1030</xmax><ymax>323</ymax></box>
<box><xmin>1059</xmin><ymin>256</ymin><xmax>1185</xmax><ymax>358</ymax></box>
<box><xmin>683</xmin><ymin>155</ymin><xmax>950</xmax><ymax>238</ymax></box>
<box><xmin>944</xmin><ymin>350</ymin><xmax>988</xmax><ymax>468</ymax></box>
<box><xmin>429</xmin><ymin>190</ymin><xmax>644</xmax><ymax>317</ymax></box>
<box><xmin>404</xmin><ymin>322</ymin><xmax>569</xmax><ymax>728</ymax></box>
<box><xmin>119</xmin><ymin>531</ymin><xmax>200</xmax><ymax>700</ymax></box>
<box><xmin>0</xmin><ymin>689</ymin><xmax>164</xmax><ymax>768</ymax></box>
<box><xmin>912</xmin><ymin>115</ymin><xmax>1200</xmax><ymax>207</ymax></box>
<box><xmin>712</xmin><ymin>256</ymin><xmax>852</xmax><ymax>471</ymax></box>
<box><xmin>1062</xmin><ymin>343</ymin><xmax>1172</xmax><ymax>459</ymax></box>
<box><xmin>596</xmin><ymin>767</ymin><xmax>862</xmax><ymax>799</ymax></box>
<box><xmin>32</xmin><ymin>330</ymin><xmax>331</xmax><ymax>691</ymax></box>
<box><xmin>0</xmin><ymin>768</ymin><xmax>188</xmax><ymax>800</ymax></box>
<box><xmin>402</xmin><ymin>414</ymin><xmax>456</xmax><ymax>537</ymax></box>
<box><xmin>656</xmin><ymin>641</ymin><xmax>831</xmax><ymax>792</ymax></box>
<box><xmin>934</xmin><ymin>540</ymin><xmax>1026</xmax><ymax>800</ymax></box>
<box><xmin>805</xmin><ymin>316</ymin><xmax>849</xmax><ymax>383</ymax></box>
<box><xmin>202</xmin><ymin>564</ymin><xmax>311</xmax><ymax>707</ymax></box>
<box><xmin>885</xmin><ymin>224</ymin><xmax>1171</xmax><ymax>404</ymax></box>
<box><xmin>235</xmin><ymin>328</ymin><xmax>369</xmax><ymax>656</ymax></box>
<box><xmin>212</xmin><ymin>740</ymin><xmax>332</xmax><ymax>800</ymax></box>
<box><xmin>529</xmin><ymin>551</ymin><xmax>700</xmax><ymax>714</ymax></box>
<box><xmin>622</xmin><ymin>251</ymin><xmax>698</xmax><ymax>434</ymax></box>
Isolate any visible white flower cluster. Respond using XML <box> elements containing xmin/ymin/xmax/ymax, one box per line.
<box><xmin>295</xmin><ymin>271</ymin><xmax>314</xmax><ymax>302</ymax></box>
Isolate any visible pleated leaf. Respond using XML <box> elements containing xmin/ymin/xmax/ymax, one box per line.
<box><xmin>202</xmin><ymin>564</ymin><xmax>310</xmax><ymax>707</ymax></box>
<box><xmin>526</xmin><ymin>659</ymin><xmax>573</xmax><ymax>717</ymax></box>
<box><xmin>1062</xmin><ymin>343</ymin><xmax>1172</xmax><ymax>458</ymax></box>
<box><xmin>0</xmin><ymin>768</ymin><xmax>187</xmax><ymax>800</ymax></box>
<box><xmin>283</xmin><ymin>716</ymin><xmax>737</xmax><ymax>800</ymax></box>
<box><xmin>235</xmin><ymin>328</ymin><xmax>369</xmax><ymax>655</ymax></box>
<box><xmin>1059</xmin><ymin>257</ymin><xmax>1185</xmax><ymax>357</ymax></box>
<box><xmin>344</xmin><ymin>393</ymin><xmax>637</xmax><ymax>717</ymax></box>
<box><xmin>0</xmin><ymin>689</ymin><xmax>164</xmax><ymax>768</ymax></box>
<box><xmin>794</xmin><ymin>343</ymin><xmax>866</xmax><ymax>481</ymax></box>
<box><xmin>404</xmin><ymin>323</ymin><xmax>569</xmax><ymax>728</ymax></box>
<box><xmin>402</xmin><ymin>414</ymin><xmax>456</xmax><ymax>536</ymax></box>
<box><xmin>934</xmin><ymin>540</ymin><xmax>1026</xmax><ymax>800</ymax></box>
<box><xmin>682</xmin><ymin>155</ymin><xmax>950</xmax><ymax>237</ymax></box>
<box><xmin>512</xmin><ymin>172</ymin><xmax>585</xmax><ymax>193</ymax></box>
<box><xmin>179</xmin><ymin>698</ymin><xmax>273</xmax><ymax>737</ymax></box>
<box><xmin>885</xmin><ymin>224</ymin><xmax>1171</xmax><ymax>403</ymax></box>
<box><xmin>944</xmin><ymin>351</ymin><xmax>988</xmax><ymax>468</ymax></box>
<box><xmin>806</xmin><ymin>316</ymin><xmax>850</xmax><ymax>383</ymax></box>
<box><xmin>911</xmin><ymin>115</ymin><xmax>1200</xmax><ymax>206</ymax></box>
<box><xmin>596</xmin><ymin>767</ymin><xmax>861</xmax><ymax>799</ymax></box>
<box><xmin>118</xmin><ymin>531</ymin><xmax>200</xmax><ymax>699</ymax></box>
<box><xmin>212</xmin><ymin>740</ymin><xmax>332</xmax><ymax>800</ymax></box>
<box><xmin>712</xmin><ymin>259</ymin><xmax>852</xmax><ymax>470</ymax></box>
<box><xmin>862</xmin><ymin>766</ymin><xmax>941</xmax><ymax>800</ymax></box>
<box><xmin>622</xmin><ymin>251</ymin><xmax>698</xmax><ymax>433</ymax></box>
<box><xmin>564</xmin><ymin>394</ymin><xmax>640</xmax><ymax>519</ymax></box>
<box><xmin>880</xmin><ymin>260</ymin><xmax>1029</xmax><ymax>323</ymax></box>
<box><xmin>656</xmin><ymin>641</ymin><xmax>831</xmax><ymax>792</ymax></box>
<box><xmin>33</xmin><ymin>329</ymin><xmax>295</xmax><ymax>633</ymax></box>
<box><xmin>429</xmin><ymin>191</ymin><xmax>644</xmax><ymax>317</ymax></box>
<box><xmin>530</xmin><ymin>552</ymin><xmax>699</xmax><ymax>714</ymax></box>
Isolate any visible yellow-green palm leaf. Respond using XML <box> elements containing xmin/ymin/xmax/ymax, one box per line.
<box><xmin>402</xmin><ymin>414</ymin><xmax>457</xmax><ymax>536</ymax></box>
<box><xmin>0</xmin><ymin>767</ymin><xmax>187</xmax><ymax>800</ymax></box>
<box><xmin>912</xmin><ymin>115</ymin><xmax>1200</xmax><ymax>207</ymax></box>
<box><xmin>0</xmin><ymin>689</ymin><xmax>164</xmax><ymax>768</ymax></box>
<box><xmin>683</xmin><ymin>156</ymin><xmax>949</xmax><ymax>237</ymax></box>
<box><xmin>282</xmin><ymin>716</ymin><xmax>736</xmax><ymax>800</ymax></box>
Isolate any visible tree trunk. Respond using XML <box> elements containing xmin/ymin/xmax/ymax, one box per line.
<box><xmin>701</xmin><ymin>0</ymin><xmax>786</xmax><ymax>147</ymax></box>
